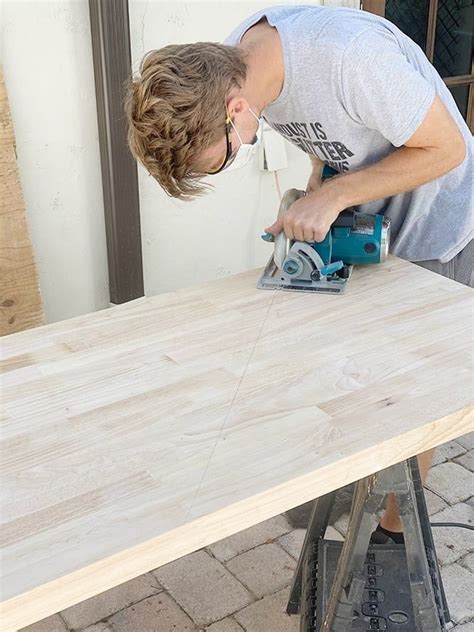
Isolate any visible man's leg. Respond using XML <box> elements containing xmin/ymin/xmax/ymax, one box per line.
<box><xmin>379</xmin><ymin>448</ymin><xmax>435</xmax><ymax>532</ymax></box>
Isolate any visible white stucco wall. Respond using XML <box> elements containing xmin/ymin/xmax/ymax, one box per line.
<box><xmin>2</xmin><ymin>0</ymin><xmax>360</xmax><ymax>324</ymax></box>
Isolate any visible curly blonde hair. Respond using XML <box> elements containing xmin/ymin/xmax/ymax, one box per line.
<box><xmin>124</xmin><ymin>43</ymin><xmax>248</xmax><ymax>200</ymax></box>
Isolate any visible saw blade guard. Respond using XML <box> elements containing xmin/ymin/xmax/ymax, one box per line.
<box><xmin>274</xmin><ymin>188</ymin><xmax>306</xmax><ymax>270</ymax></box>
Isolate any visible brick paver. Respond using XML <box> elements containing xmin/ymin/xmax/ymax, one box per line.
<box><xmin>233</xmin><ymin>587</ymin><xmax>299</xmax><ymax>632</ymax></box>
<box><xmin>60</xmin><ymin>574</ymin><xmax>161</xmax><ymax>629</ymax></box>
<box><xmin>454</xmin><ymin>622</ymin><xmax>474</xmax><ymax>632</ymax></box>
<box><xmin>460</xmin><ymin>552</ymin><xmax>474</xmax><ymax>573</ymax></box>
<box><xmin>208</xmin><ymin>514</ymin><xmax>292</xmax><ymax>562</ymax></box>
<box><xmin>431</xmin><ymin>502</ymin><xmax>474</xmax><ymax>566</ymax></box>
<box><xmin>424</xmin><ymin>487</ymin><xmax>449</xmax><ymax>514</ymax></box>
<box><xmin>205</xmin><ymin>617</ymin><xmax>245</xmax><ymax>631</ymax></box>
<box><xmin>107</xmin><ymin>592</ymin><xmax>196</xmax><ymax>631</ymax></box>
<box><xmin>277</xmin><ymin>527</ymin><xmax>306</xmax><ymax>560</ymax></box>
<box><xmin>433</xmin><ymin>441</ymin><xmax>466</xmax><ymax>465</ymax></box>
<box><xmin>441</xmin><ymin>563</ymin><xmax>474</xmax><ymax>624</ymax></box>
<box><xmin>153</xmin><ymin>549</ymin><xmax>252</xmax><ymax>626</ymax></box>
<box><xmin>425</xmin><ymin>462</ymin><xmax>474</xmax><ymax>504</ymax></box>
<box><xmin>456</xmin><ymin>432</ymin><xmax>474</xmax><ymax>451</ymax></box>
<box><xmin>225</xmin><ymin>543</ymin><xmax>296</xmax><ymax>599</ymax></box>
<box><xmin>455</xmin><ymin>449</ymin><xmax>474</xmax><ymax>472</ymax></box>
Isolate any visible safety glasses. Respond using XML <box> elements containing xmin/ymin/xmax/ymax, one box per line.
<box><xmin>205</xmin><ymin>114</ymin><xmax>236</xmax><ymax>175</ymax></box>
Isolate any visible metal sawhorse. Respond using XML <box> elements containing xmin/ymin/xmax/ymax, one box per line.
<box><xmin>287</xmin><ymin>457</ymin><xmax>450</xmax><ymax>631</ymax></box>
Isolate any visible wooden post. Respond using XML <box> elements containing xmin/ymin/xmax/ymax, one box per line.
<box><xmin>0</xmin><ymin>67</ymin><xmax>44</xmax><ymax>335</ymax></box>
<box><xmin>361</xmin><ymin>0</ymin><xmax>386</xmax><ymax>16</ymax></box>
<box><xmin>425</xmin><ymin>0</ymin><xmax>439</xmax><ymax>62</ymax></box>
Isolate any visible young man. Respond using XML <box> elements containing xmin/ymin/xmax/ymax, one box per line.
<box><xmin>125</xmin><ymin>5</ymin><xmax>473</xmax><ymax>541</ymax></box>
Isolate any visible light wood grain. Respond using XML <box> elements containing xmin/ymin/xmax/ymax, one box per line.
<box><xmin>0</xmin><ymin>67</ymin><xmax>43</xmax><ymax>336</ymax></box>
<box><xmin>1</xmin><ymin>257</ymin><xmax>473</xmax><ymax>631</ymax></box>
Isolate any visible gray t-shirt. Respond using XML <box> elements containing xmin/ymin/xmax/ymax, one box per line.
<box><xmin>224</xmin><ymin>5</ymin><xmax>473</xmax><ymax>263</ymax></box>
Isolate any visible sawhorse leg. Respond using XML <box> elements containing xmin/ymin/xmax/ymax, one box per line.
<box><xmin>288</xmin><ymin>458</ymin><xmax>447</xmax><ymax>632</ymax></box>
<box><xmin>287</xmin><ymin>492</ymin><xmax>335</xmax><ymax>615</ymax></box>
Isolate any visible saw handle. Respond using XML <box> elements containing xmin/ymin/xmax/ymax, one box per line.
<box><xmin>262</xmin><ymin>210</ymin><xmax>355</xmax><ymax>241</ymax></box>
<box><xmin>332</xmin><ymin>210</ymin><xmax>355</xmax><ymax>228</ymax></box>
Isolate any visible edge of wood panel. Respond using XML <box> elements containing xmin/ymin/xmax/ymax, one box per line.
<box><xmin>1</xmin><ymin>405</ymin><xmax>472</xmax><ymax>631</ymax></box>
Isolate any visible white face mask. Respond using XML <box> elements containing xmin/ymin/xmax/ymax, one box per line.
<box><xmin>224</xmin><ymin>107</ymin><xmax>263</xmax><ymax>172</ymax></box>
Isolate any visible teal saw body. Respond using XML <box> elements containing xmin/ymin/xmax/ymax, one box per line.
<box><xmin>310</xmin><ymin>210</ymin><xmax>389</xmax><ymax>267</ymax></box>
<box><xmin>258</xmin><ymin>166</ymin><xmax>391</xmax><ymax>294</ymax></box>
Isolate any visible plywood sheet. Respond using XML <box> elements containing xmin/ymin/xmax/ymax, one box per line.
<box><xmin>0</xmin><ymin>66</ymin><xmax>43</xmax><ymax>336</ymax></box>
<box><xmin>1</xmin><ymin>257</ymin><xmax>473</xmax><ymax>630</ymax></box>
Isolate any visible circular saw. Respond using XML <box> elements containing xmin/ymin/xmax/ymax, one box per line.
<box><xmin>258</xmin><ymin>187</ymin><xmax>390</xmax><ymax>295</ymax></box>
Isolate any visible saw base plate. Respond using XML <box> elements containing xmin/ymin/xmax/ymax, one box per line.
<box><xmin>257</xmin><ymin>256</ymin><xmax>353</xmax><ymax>294</ymax></box>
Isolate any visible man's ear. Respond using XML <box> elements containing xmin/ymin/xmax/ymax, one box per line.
<box><xmin>226</xmin><ymin>94</ymin><xmax>248</xmax><ymax>118</ymax></box>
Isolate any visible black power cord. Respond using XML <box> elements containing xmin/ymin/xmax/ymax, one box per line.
<box><xmin>430</xmin><ymin>521</ymin><xmax>474</xmax><ymax>531</ymax></box>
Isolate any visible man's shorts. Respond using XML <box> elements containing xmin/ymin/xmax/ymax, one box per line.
<box><xmin>414</xmin><ymin>240</ymin><xmax>474</xmax><ymax>288</ymax></box>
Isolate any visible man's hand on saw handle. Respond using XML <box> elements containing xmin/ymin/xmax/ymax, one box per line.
<box><xmin>265</xmin><ymin>155</ymin><xmax>345</xmax><ymax>243</ymax></box>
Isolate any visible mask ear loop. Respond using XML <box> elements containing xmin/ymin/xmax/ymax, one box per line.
<box><xmin>249</xmin><ymin>107</ymin><xmax>261</xmax><ymax>122</ymax></box>
<box><xmin>227</xmin><ymin>112</ymin><xmax>244</xmax><ymax>147</ymax></box>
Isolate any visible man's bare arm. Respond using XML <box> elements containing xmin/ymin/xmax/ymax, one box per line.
<box><xmin>266</xmin><ymin>96</ymin><xmax>466</xmax><ymax>242</ymax></box>
<box><xmin>323</xmin><ymin>95</ymin><xmax>466</xmax><ymax>209</ymax></box>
